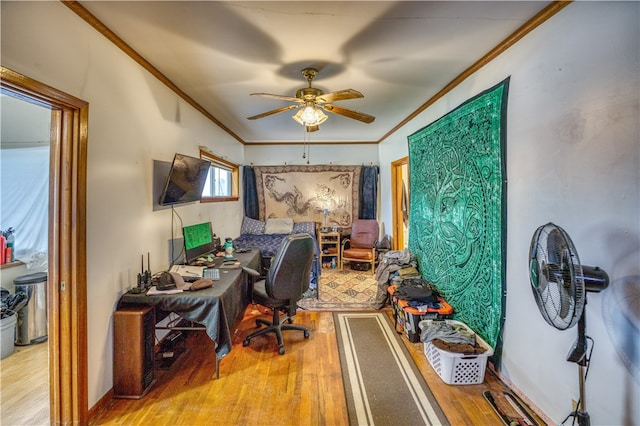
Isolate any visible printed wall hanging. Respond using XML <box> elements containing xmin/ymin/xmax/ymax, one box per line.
<box><xmin>408</xmin><ymin>78</ymin><xmax>509</xmax><ymax>356</ymax></box>
<box><xmin>253</xmin><ymin>165</ymin><xmax>361</xmax><ymax>227</ymax></box>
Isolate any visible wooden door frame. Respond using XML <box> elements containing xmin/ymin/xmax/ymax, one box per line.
<box><xmin>1</xmin><ymin>66</ymin><xmax>88</xmax><ymax>425</ymax></box>
<box><xmin>391</xmin><ymin>156</ymin><xmax>409</xmax><ymax>251</ymax></box>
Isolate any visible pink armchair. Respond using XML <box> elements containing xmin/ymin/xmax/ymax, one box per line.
<box><xmin>340</xmin><ymin>219</ymin><xmax>380</xmax><ymax>273</ymax></box>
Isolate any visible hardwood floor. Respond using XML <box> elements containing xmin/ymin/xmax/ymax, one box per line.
<box><xmin>89</xmin><ymin>306</ymin><xmax>543</xmax><ymax>426</ymax></box>
<box><xmin>0</xmin><ymin>305</ymin><xmax>543</xmax><ymax>425</ymax></box>
<box><xmin>0</xmin><ymin>339</ymin><xmax>49</xmax><ymax>426</ymax></box>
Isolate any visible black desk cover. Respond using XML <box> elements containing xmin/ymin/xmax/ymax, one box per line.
<box><xmin>118</xmin><ymin>250</ymin><xmax>261</xmax><ymax>360</ymax></box>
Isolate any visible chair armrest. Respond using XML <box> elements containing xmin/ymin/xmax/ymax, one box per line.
<box><xmin>242</xmin><ymin>266</ymin><xmax>261</xmax><ymax>277</ymax></box>
<box><xmin>341</xmin><ymin>238</ymin><xmax>351</xmax><ymax>249</ymax></box>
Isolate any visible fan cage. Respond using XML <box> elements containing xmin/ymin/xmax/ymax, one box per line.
<box><xmin>529</xmin><ymin>223</ymin><xmax>586</xmax><ymax>330</ymax></box>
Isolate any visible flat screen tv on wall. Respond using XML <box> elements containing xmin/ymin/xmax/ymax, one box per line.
<box><xmin>159</xmin><ymin>153</ymin><xmax>210</xmax><ymax>206</ymax></box>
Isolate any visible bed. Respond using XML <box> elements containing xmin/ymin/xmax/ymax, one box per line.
<box><xmin>233</xmin><ymin>217</ymin><xmax>321</xmax><ymax>290</ymax></box>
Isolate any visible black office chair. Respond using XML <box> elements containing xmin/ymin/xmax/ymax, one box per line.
<box><xmin>243</xmin><ymin>233</ymin><xmax>314</xmax><ymax>355</ymax></box>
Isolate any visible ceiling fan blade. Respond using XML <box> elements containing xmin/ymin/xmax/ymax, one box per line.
<box><xmin>250</xmin><ymin>93</ymin><xmax>302</xmax><ymax>103</ymax></box>
<box><xmin>247</xmin><ymin>104</ymin><xmax>299</xmax><ymax>120</ymax></box>
<box><xmin>316</xmin><ymin>89</ymin><xmax>363</xmax><ymax>103</ymax></box>
<box><xmin>322</xmin><ymin>104</ymin><xmax>375</xmax><ymax>123</ymax></box>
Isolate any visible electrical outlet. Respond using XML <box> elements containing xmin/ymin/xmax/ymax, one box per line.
<box><xmin>572</xmin><ymin>399</ymin><xmax>579</xmax><ymax>411</ymax></box>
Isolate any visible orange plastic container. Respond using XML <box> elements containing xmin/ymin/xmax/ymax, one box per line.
<box><xmin>388</xmin><ymin>285</ymin><xmax>454</xmax><ymax>342</ymax></box>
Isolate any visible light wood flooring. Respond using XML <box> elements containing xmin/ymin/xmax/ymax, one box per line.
<box><xmin>91</xmin><ymin>306</ymin><xmax>543</xmax><ymax>425</ymax></box>
<box><xmin>2</xmin><ymin>306</ymin><xmax>544</xmax><ymax>425</ymax></box>
<box><xmin>0</xmin><ymin>338</ymin><xmax>49</xmax><ymax>426</ymax></box>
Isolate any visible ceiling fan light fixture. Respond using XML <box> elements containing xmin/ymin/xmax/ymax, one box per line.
<box><xmin>292</xmin><ymin>104</ymin><xmax>328</xmax><ymax>127</ymax></box>
<box><xmin>312</xmin><ymin>107</ymin><xmax>328</xmax><ymax>125</ymax></box>
<box><xmin>302</xmin><ymin>105</ymin><xmax>317</xmax><ymax>123</ymax></box>
<box><xmin>251</xmin><ymin>67</ymin><xmax>374</xmax><ymax>129</ymax></box>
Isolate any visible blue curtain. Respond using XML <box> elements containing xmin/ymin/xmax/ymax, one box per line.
<box><xmin>242</xmin><ymin>166</ymin><xmax>259</xmax><ymax>219</ymax></box>
<box><xmin>359</xmin><ymin>165</ymin><xmax>378</xmax><ymax>219</ymax></box>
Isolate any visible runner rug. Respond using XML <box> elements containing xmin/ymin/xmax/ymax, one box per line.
<box><xmin>299</xmin><ymin>269</ymin><xmax>377</xmax><ymax>310</ymax></box>
<box><xmin>334</xmin><ymin>312</ymin><xmax>450</xmax><ymax>426</ymax></box>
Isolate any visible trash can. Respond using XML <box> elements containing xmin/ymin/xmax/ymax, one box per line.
<box><xmin>0</xmin><ymin>313</ymin><xmax>17</xmax><ymax>359</ymax></box>
<box><xmin>14</xmin><ymin>272</ymin><xmax>48</xmax><ymax>346</ymax></box>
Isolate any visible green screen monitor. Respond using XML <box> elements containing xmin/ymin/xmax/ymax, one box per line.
<box><xmin>182</xmin><ymin>222</ymin><xmax>217</xmax><ymax>264</ymax></box>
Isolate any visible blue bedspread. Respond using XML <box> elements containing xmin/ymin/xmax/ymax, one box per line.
<box><xmin>233</xmin><ymin>233</ymin><xmax>321</xmax><ymax>288</ymax></box>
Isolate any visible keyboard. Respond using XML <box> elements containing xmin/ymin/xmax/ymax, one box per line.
<box><xmin>203</xmin><ymin>268</ymin><xmax>221</xmax><ymax>280</ymax></box>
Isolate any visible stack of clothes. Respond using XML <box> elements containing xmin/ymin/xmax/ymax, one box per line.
<box><xmin>1</xmin><ymin>287</ymin><xmax>27</xmax><ymax>319</ymax></box>
<box><xmin>420</xmin><ymin>320</ymin><xmax>487</xmax><ymax>354</ymax></box>
<box><xmin>373</xmin><ymin>249</ymin><xmax>420</xmax><ymax>309</ymax></box>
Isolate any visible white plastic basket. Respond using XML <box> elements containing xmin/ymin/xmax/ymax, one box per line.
<box><xmin>419</xmin><ymin>319</ymin><xmax>493</xmax><ymax>385</ymax></box>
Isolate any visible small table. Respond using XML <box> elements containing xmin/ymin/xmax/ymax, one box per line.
<box><xmin>318</xmin><ymin>231</ymin><xmax>341</xmax><ymax>269</ymax></box>
<box><xmin>118</xmin><ymin>250</ymin><xmax>261</xmax><ymax>378</ymax></box>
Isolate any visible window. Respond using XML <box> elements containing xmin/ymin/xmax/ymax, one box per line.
<box><xmin>199</xmin><ymin>150</ymin><xmax>239</xmax><ymax>202</ymax></box>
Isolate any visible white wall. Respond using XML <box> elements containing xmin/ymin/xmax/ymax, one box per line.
<box><xmin>1</xmin><ymin>1</ymin><xmax>244</xmax><ymax>407</ymax></box>
<box><xmin>244</xmin><ymin>143</ymin><xmax>379</xmax><ymax>166</ymax></box>
<box><xmin>379</xmin><ymin>2</ymin><xmax>639</xmax><ymax>424</ymax></box>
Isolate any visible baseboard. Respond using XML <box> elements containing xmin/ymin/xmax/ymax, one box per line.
<box><xmin>88</xmin><ymin>387</ymin><xmax>114</xmax><ymax>421</ymax></box>
<box><xmin>89</xmin><ymin>329</ymin><xmax>187</xmax><ymax>419</ymax></box>
<box><xmin>488</xmin><ymin>364</ymin><xmax>554</xmax><ymax>425</ymax></box>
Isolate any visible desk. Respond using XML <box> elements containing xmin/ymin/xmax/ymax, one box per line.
<box><xmin>118</xmin><ymin>250</ymin><xmax>261</xmax><ymax>378</ymax></box>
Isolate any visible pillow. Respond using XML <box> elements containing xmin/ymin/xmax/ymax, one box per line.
<box><xmin>240</xmin><ymin>217</ymin><xmax>265</xmax><ymax>235</ymax></box>
<box><xmin>264</xmin><ymin>217</ymin><xmax>294</xmax><ymax>234</ymax></box>
<box><xmin>292</xmin><ymin>221</ymin><xmax>316</xmax><ymax>236</ymax></box>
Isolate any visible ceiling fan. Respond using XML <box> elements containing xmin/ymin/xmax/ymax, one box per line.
<box><xmin>247</xmin><ymin>67</ymin><xmax>375</xmax><ymax>132</ymax></box>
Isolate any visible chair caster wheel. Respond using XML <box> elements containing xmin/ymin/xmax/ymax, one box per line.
<box><xmin>278</xmin><ymin>347</ymin><xmax>285</xmax><ymax>355</ymax></box>
<box><xmin>243</xmin><ymin>339</ymin><xmax>250</xmax><ymax>347</ymax></box>
<box><xmin>304</xmin><ymin>330</ymin><xmax>310</xmax><ymax>338</ymax></box>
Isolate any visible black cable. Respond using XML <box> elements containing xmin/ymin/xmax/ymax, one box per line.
<box><xmin>561</xmin><ymin>336</ymin><xmax>595</xmax><ymax>426</ymax></box>
<box><xmin>169</xmin><ymin>206</ymin><xmax>185</xmax><ymax>265</ymax></box>
<box><xmin>584</xmin><ymin>336</ymin><xmax>594</xmax><ymax>380</ymax></box>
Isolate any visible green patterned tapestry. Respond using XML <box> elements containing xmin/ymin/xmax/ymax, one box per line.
<box><xmin>407</xmin><ymin>78</ymin><xmax>509</xmax><ymax>355</ymax></box>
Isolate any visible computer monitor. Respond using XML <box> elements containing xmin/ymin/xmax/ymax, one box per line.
<box><xmin>182</xmin><ymin>222</ymin><xmax>218</xmax><ymax>264</ymax></box>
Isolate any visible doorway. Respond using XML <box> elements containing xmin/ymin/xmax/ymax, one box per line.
<box><xmin>0</xmin><ymin>66</ymin><xmax>88</xmax><ymax>425</ymax></box>
<box><xmin>391</xmin><ymin>157</ymin><xmax>409</xmax><ymax>251</ymax></box>
<box><xmin>0</xmin><ymin>91</ymin><xmax>51</xmax><ymax>425</ymax></box>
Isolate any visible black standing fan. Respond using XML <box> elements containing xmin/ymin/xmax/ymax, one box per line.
<box><xmin>529</xmin><ymin>223</ymin><xmax>609</xmax><ymax>426</ymax></box>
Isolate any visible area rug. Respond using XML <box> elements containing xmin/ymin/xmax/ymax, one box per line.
<box><xmin>334</xmin><ymin>312</ymin><xmax>450</xmax><ymax>426</ymax></box>
<box><xmin>298</xmin><ymin>269</ymin><xmax>377</xmax><ymax>311</ymax></box>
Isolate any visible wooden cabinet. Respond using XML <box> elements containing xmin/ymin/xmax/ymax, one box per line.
<box><xmin>318</xmin><ymin>231</ymin><xmax>341</xmax><ymax>268</ymax></box>
<box><xmin>113</xmin><ymin>306</ymin><xmax>155</xmax><ymax>398</ymax></box>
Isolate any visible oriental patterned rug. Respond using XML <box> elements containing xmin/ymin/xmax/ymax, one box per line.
<box><xmin>334</xmin><ymin>312</ymin><xmax>449</xmax><ymax>426</ymax></box>
<box><xmin>298</xmin><ymin>268</ymin><xmax>377</xmax><ymax>311</ymax></box>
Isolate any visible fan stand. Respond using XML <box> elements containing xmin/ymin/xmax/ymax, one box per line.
<box><xmin>563</xmin><ymin>266</ymin><xmax>608</xmax><ymax>426</ymax></box>
<box><xmin>529</xmin><ymin>224</ymin><xmax>609</xmax><ymax>426</ymax></box>
<box><xmin>563</xmin><ymin>309</ymin><xmax>590</xmax><ymax>426</ymax></box>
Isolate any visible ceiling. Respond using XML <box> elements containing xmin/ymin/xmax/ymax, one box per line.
<box><xmin>73</xmin><ymin>1</ymin><xmax>555</xmax><ymax>144</ymax></box>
